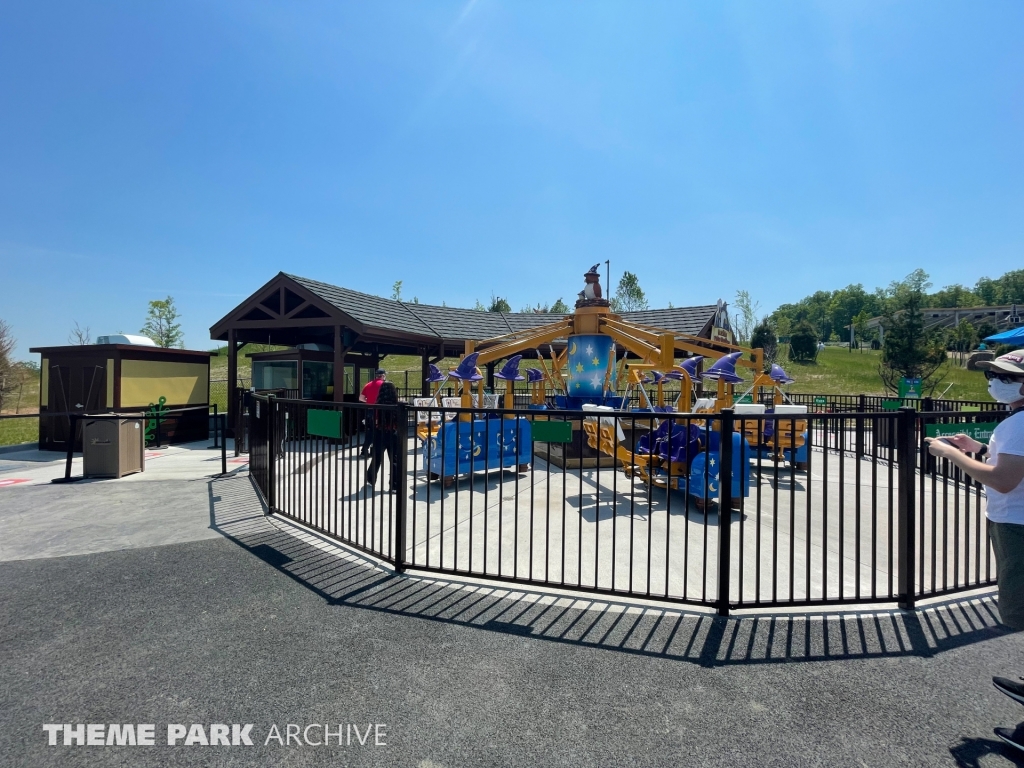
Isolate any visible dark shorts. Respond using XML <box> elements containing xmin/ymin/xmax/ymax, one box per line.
<box><xmin>990</xmin><ymin>521</ymin><xmax>1024</xmax><ymax>631</ymax></box>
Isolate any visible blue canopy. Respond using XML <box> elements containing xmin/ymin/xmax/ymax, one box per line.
<box><xmin>984</xmin><ymin>327</ymin><xmax>1024</xmax><ymax>344</ymax></box>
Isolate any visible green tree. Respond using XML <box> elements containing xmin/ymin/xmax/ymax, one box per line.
<box><xmin>0</xmin><ymin>318</ymin><xmax>17</xmax><ymax>411</ymax></box>
<box><xmin>488</xmin><ymin>294</ymin><xmax>511</xmax><ymax>313</ymax></box>
<box><xmin>878</xmin><ymin>290</ymin><xmax>946</xmax><ymax>395</ymax></box>
<box><xmin>788</xmin><ymin>320</ymin><xmax>818</xmax><ymax>363</ymax></box>
<box><xmin>950</xmin><ymin>320</ymin><xmax>977</xmax><ymax>365</ymax></box>
<box><xmin>773</xmin><ymin>313</ymin><xmax>792</xmax><ymax>339</ymax></box>
<box><xmin>609</xmin><ymin>271</ymin><xmax>648</xmax><ymax>312</ymax></box>
<box><xmin>141</xmin><ymin>296</ymin><xmax>184</xmax><ymax>348</ymax></box>
<box><xmin>550</xmin><ymin>298</ymin><xmax>570</xmax><ymax>314</ymax></box>
<box><xmin>749</xmin><ymin>317</ymin><xmax>778</xmax><ymax>369</ymax></box>
<box><xmin>733</xmin><ymin>290</ymin><xmax>761</xmax><ymax>344</ymax></box>
<box><xmin>974</xmin><ymin>269</ymin><xmax>1024</xmax><ymax>305</ymax></box>
<box><xmin>977</xmin><ymin>320</ymin><xmax>998</xmax><ymax>342</ymax></box>
<box><xmin>391</xmin><ymin>280</ymin><xmax>403</xmax><ymax>301</ymax></box>
<box><xmin>932</xmin><ymin>284</ymin><xmax>980</xmax><ymax>309</ymax></box>
<box><xmin>852</xmin><ymin>310</ymin><xmax>872</xmax><ymax>352</ymax></box>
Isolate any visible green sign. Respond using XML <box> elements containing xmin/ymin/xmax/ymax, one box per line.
<box><xmin>881</xmin><ymin>399</ymin><xmax>902</xmax><ymax>411</ymax></box>
<box><xmin>307</xmin><ymin>409</ymin><xmax>342</xmax><ymax>438</ymax></box>
<box><xmin>531</xmin><ymin>421</ymin><xmax>572</xmax><ymax>443</ymax></box>
<box><xmin>898</xmin><ymin>377</ymin><xmax>922</xmax><ymax>399</ymax></box>
<box><xmin>925</xmin><ymin>422</ymin><xmax>999</xmax><ymax>445</ymax></box>
<box><xmin>813</xmin><ymin>396</ymin><xmax>827</xmax><ymax>406</ymax></box>
<box><xmin>735</xmin><ymin>394</ymin><xmax>753</xmax><ymax>404</ymax></box>
<box><xmin>145</xmin><ymin>395</ymin><xmax>168</xmax><ymax>445</ymax></box>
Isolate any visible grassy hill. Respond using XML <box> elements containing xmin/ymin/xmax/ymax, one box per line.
<box><xmin>779</xmin><ymin>346</ymin><xmax>988</xmax><ymax>400</ymax></box>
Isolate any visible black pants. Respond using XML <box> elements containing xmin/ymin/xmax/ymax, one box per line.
<box><xmin>365</xmin><ymin>428</ymin><xmax>400</xmax><ymax>489</ymax></box>
<box><xmin>359</xmin><ymin>418</ymin><xmax>373</xmax><ymax>456</ymax></box>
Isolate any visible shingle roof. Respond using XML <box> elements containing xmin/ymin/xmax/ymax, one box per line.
<box><xmin>286</xmin><ymin>273</ymin><xmax>715</xmax><ymax>342</ymax></box>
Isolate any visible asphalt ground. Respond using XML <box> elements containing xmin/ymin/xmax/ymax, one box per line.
<box><xmin>4</xmin><ymin>474</ymin><xmax>1024</xmax><ymax>767</ymax></box>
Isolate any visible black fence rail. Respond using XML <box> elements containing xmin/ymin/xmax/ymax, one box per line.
<box><xmin>247</xmin><ymin>395</ymin><xmax>1006</xmax><ymax>614</ymax></box>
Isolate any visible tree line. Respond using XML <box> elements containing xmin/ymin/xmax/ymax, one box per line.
<box><xmin>771</xmin><ymin>268</ymin><xmax>1024</xmax><ymax>345</ymax></box>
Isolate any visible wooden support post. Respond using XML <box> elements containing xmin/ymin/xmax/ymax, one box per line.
<box><xmin>227</xmin><ymin>329</ymin><xmax>238</xmax><ymax>436</ymax></box>
<box><xmin>421</xmin><ymin>348</ymin><xmax>430</xmax><ymax>397</ymax></box>
<box><xmin>333</xmin><ymin>325</ymin><xmax>344</xmax><ymax>403</ymax></box>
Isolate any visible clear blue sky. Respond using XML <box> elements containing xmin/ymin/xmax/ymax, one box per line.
<box><xmin>2</xmin><ymin>1</ymin><xmax>1022</xmax><ymax>359</ymax></box>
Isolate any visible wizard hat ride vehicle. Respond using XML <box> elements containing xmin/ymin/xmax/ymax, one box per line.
<box><xmin>417</xmin><ymin>265</ymin><xmax>808</xmax><ymax>505</ymax></box>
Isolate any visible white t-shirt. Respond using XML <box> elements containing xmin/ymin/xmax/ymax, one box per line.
<box><xmin>985</xmin><ymin>410</ymin><xmax>1024</xmax><ymax>524</ymax></box>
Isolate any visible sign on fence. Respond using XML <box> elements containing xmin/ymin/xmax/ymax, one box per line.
<box><xmin>813</xmin><ymin>396</ymin><xmax>827</xmax><ymax>406</ymax></box>
<box><xmin>531</xmin><ymin>421</ymin><xmax>572</xmax><ymax>443</ymax></box>
<box><xmin>307</xmin><ymin>409</ymin><xmax>341</xmax><ymax>438</ymax></box>
<box><xmin>882</xmin><ymin>399</ymin><xmax>902</xmax><ymax>411</ymax></box>
<box><xmin>925</xmin><ymin>422</ymin><xmax>1000</xmax><ymax>445</ymax></box>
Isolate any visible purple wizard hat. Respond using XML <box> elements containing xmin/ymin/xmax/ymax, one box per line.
<box><xmin>701</xmin><ymin>352</ymin><xmax>744</xmax><ymax>384</ymax></box>
<box><xmin>450</xmin><ymin>352</ymin><xmax>483</xmax><ymax>381</ymax></box>
<box><xmin>495</xmin><ymin>355</ymin><xmax>526</xmax><ymax>381</ymax></box>
<box><xmin>679</xmin><ymin>356</ymin><xmax>703</xmax><ymax>378</ymax></box>
<box><xmin>769</xmin><ymin>363</ymin><xmax>795</xmax><ymax>385</ymax></box>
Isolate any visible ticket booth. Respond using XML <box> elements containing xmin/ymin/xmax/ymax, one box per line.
<box><xmin>30</xmin><ymin>342</ymin><xmax>212</xmax><ymax>452</ymax></box>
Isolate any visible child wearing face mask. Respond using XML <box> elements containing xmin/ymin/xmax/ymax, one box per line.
<box><xmin>925</xmin><ymin>349</ymin><xmax>1024</xmax><ymax>752</ymax></box>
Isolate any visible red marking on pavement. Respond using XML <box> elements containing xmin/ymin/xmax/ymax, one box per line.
<box><xmin>0</xmin><ymin>478</ymin><xmax>30</xmax><ymax>487</ymax></box>
<box><xmin>229</xmin><ymin>458</ymin><xmax>249</xmax><ymax>464</ymax></box>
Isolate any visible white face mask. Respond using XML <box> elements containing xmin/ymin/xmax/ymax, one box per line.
<box><xmin>989</xmin><ymin>377</ymin><xmax>1024</xmax><ymax>404</ymax></box>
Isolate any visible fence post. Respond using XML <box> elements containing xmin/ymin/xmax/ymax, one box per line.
<box><xmin>897</xmin><ymin>406</ymin><xmax>917</xmax><ymax>611</ymax></box>
<box><xmin>717</xmin><ymin>409</ymin><xmax>734</xmax><ymax>617</ymax></box>
<box><xmin>266</xmin><ymin>397</ymin><xmax>275</xmax><ymax>511</ymax></box>
<box><xmin>393</xmin><ymin>403</ymin><xmax>409</xmax><ymax>573</ymax></box>
<box><xmin>856</xmin><ymin>394</ymin><xmax>865</xmax><ymax>455</ymax></box>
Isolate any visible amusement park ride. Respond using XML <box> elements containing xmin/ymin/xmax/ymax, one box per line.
<box><xmin>417</xmin><ymin>265</ymin><xmax>807</xmax><ymax>506</ymax></box>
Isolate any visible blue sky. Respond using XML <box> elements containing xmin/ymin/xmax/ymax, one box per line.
<box><xmin>2</xmin><ymin>1</ymin><xmax>1022</xmax><ymax>359</ymax></box>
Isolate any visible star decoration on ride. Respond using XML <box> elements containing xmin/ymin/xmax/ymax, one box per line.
<box><xmin>591</xmin><ymin>356</ymin><xmax>600</xmax><ymax>366</ymax></box>
<box><xmin>575</xmin><ymin>362</ymin><xmax>584</xmax><ymax>373</ymax></box>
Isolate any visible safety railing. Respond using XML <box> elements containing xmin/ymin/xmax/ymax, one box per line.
<box><xmin>248</xmin><ymin>395</ymin><xmax>1008</xmax><ymax>614</ymax></box>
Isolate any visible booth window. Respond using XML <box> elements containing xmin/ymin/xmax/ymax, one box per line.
<box><xmin>253</xmin><ymin>361</ymin><xmax>298</xmax><ymax>391</ymax></box>
<box><xmin>302</xmin><ymin>361</ymin><xmax>333</xmax><ymax>400</ymax></box>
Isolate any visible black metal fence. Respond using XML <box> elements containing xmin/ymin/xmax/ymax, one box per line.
<box><xmin>246</xmin><ymin>395</ymin><xmax>1007</xmax><ymax>614</ymax></box>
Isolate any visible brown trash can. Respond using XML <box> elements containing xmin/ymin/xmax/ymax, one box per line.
<box><xmin>82</xmin><ymin>416</ymin><xmax>145</xmax><ymax>479</ymax></box>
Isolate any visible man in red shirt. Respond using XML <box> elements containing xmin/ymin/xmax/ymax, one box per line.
<box><xmin>360</xmin><ymin>369</ymin><xmax>387</xmax><ymax>404</ymax></box>
<box><xmin>359</xmin><ymin>369</ymin><xmax>387</xmax><ymax>456</ymax></box>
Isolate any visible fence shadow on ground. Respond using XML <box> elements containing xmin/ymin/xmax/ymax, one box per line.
<box><xmin>208</xmin><ymin>474</ymin><xmax>1012</xmax><ymax>671</ymax></box>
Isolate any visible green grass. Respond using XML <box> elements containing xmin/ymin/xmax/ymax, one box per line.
<box><xmin>0</xmin><ymin>366</ymin><xmax>41</xmax><ymax>446</ymax></box>
<box><xmin>0</xmin><ymin>416</ymin><xmax>38</xmax><ymax>447</ymax></box>
<box><xmin>783</xmin><ymin>346</ymin><xmax>989</xmax><ymax>400</ymax></box>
